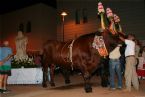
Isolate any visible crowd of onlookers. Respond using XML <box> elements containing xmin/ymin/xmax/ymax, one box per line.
<box><xmin>108</xmin><ymin>34</ymin><xmax>145</xmax><ymax>92</ymax></box>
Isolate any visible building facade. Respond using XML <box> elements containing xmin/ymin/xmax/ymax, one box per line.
<box><xmin>0</xmin><ymin>0</ymin><xmax>145</xmax><ymax>52</ymax></box>
<box><xmin>57</xmin><ymin>0</ymin><xmax>145</xmax><ymax>41</ymax></box>
<box><xmin>0</xmin><ymin>3</ymin><xmax>57</xmax><ymax>52</ymax></box>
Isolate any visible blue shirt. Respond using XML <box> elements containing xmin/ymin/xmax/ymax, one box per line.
<box><xmin>0</xmin><ymin>47</ymin><xmax>13</xmax><ymax>66</ymax></box>
<box><xmin>0</xmin><ymin>47</ymin><xmax>2</xmax><ymax>61</ymax></box>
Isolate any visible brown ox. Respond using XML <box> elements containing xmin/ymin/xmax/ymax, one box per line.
<box><xmin>41</xmin><ymin>29</ymin><xmax>122</xmax><ymax>93</ymax></box>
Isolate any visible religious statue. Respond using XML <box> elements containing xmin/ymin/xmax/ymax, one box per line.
<box><xmin>14</xmin><ymin>31</ymin><xmax>28</xmax><ymax>60</ymax></box>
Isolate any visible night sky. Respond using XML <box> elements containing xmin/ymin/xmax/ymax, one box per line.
<box><xmin>0</xmin><ymin>0</ymin><xmax>56</xmax><ymax>15</ymax></box>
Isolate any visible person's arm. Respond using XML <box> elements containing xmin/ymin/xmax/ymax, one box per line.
<box><xmin>2</xmin><ymin>54</ymin><xmax>13</xmax><ymax>64</ymax></box>
<box><xmin>119</xmin><ymin>36</ymin><xmax>125</xmax><ymax>42</ymax></box>
<box><xmin>118</xmin><ymin>31</ymin><xmax>125</xmax><ymax>36</ymax></box>
<box><xmin>0</xmin><ymin>61</ymin><xmax>3</xmax><ymax>66</ymax></box>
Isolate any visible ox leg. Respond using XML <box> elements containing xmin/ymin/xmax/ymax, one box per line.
<box><xmin>101</xmin><ymin>72</ymin><xmax>109</xmax><ymax>87</ymax></box>
<box><xmin>83</xmin><ymin>72</ymin><xmax>92</xmax><ymax>93</ymax></box>
<box><xmin>49</xmin><ymin>64</ymin><xmax>55</xmax><ymax>86</ymax></box>
<box><xmin>42</xmin><ymin>65</ymin><xmax>48</xmax><ymax>88</ymax></box>
<box><xmin>60</xmin><ymin>67</ymin><xmax>71</xmax><ymax>84</ymax></box>
<box><xmin>100</xmin><ymin>58</ymin><xmax>109</xmax><ymax>87</ymax></box>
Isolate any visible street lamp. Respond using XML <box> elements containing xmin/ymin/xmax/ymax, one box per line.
<box><xmin>61</xmin><ymin>11</ymin><xmax>68</xmax><ymax>42</ymax></box>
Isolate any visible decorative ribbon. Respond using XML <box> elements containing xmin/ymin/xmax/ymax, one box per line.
<box><xmin>98</xmin><ymin>2</ymin><xmax>105</xmax><ymax>14</ymax></box>
<box><xmin>68</xmin><ymin>39</ymin><xmax>75</xmax><ymax>70</ymax></box>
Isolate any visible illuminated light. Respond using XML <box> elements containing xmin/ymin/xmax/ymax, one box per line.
<box><xmin>61</xmin><ymin>12</ymin><xmax>68</xmax><ymax>16</ymax></box>
<box><xmin>61</xmin><ymin>12</ymin><xmax>68</xmax><ymax>42</ymax></box>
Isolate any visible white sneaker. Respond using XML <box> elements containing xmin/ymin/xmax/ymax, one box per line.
<box><xmin>110</xmin><ymin>87</ymin><xmax>116</xmax><ymax>90</ymax></box>
<box><xmin>142</xmin><ymin>77</ymin><xmax>145</xmax><ymax>80</ymax></box>
<box><xmin>2</xmin><ymin>89</ymin><xmax>11</xmax><ymax>94</ymax></box>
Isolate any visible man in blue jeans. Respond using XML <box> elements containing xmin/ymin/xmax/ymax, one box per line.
<box><xmin>109</xmin><ymin>44</ymin><xmax>122</xmax><ymax>90</ymax></box>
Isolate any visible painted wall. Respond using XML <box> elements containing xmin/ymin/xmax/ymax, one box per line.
<box><xmin>0</xmin><ymin>3</ymin><xmax>57</xmax><ymax>53</ymax></box>
<box><xmin>141</xmin><ymin>40</ymin><xmax>145</xmax><ymax>46</ymax></box>
<box><xmin>1</xmin><ymin>0</ymin><xmax>145</xmax><ymax>52</ymax></box>
<box><xmin>57</xmin><ymin>0</ymin><xmax>100</xmax><ymax>41</ymax></box>
<box><xmin>0</xmin><ymin>16</ymin><xmax>1</xmax><ymax>31</ymax></box>
<box><xmin>0</xmin><ymin>15</ymin><xmax>2</xmax><ymax>45</ymax></box>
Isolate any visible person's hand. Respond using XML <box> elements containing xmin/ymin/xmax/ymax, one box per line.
<box><xmin>118</xmin><ymin>44</ymin><xmax>122</xmax><ymax>47</ymax></box>
<box><xmin>0</xmin><ymin>61</ymin><xmax>3</xmax><ymax>66</ymax></box>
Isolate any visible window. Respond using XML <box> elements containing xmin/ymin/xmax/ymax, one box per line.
<box><xmin>75</xmin><ymin>9</ymin><xmax>80</xmax><ymax>24</ymax></box>
<box><xmin>82</xmin><ymin>8</ymin><xmax>88</xmax><ymax>23</ymax></box>
<box><xmin>26</xmin><ymin>21</ymin><xmax>31</xmax><ymax>33</ymax></box>
<box><xmin>18</xmin><ymin>23</ymin><xmax>24</xmax><ymax>32</ymax></box>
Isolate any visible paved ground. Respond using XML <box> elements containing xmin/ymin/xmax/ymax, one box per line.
<box><xmin>1</xmin><ymin>74</ymin><xmax>145</xmax><ymax>97</ymax></box>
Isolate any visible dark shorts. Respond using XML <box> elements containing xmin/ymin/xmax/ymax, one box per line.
<box><xmin>0</xmin><ymin>70</ymin><xmax>11</xmax><ymax>76</ymax></box>
<box><xmin>0</xmin><ymin>65</ymin><xmax>11</xmax><ymax>76</ymax></box>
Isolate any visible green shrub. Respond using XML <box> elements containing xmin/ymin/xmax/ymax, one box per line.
<box><xmin>11</xmin><ymin>58</ymin><xmax>37</xmax><ymax>68</ymax></box>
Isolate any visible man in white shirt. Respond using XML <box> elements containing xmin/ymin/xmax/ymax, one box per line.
<box><xmin>120</xmin><ymin>34</ymin><xmax>139</xmax><ymax>92</ymax></box>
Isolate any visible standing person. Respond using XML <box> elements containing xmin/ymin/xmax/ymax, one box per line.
<box><xmin>0</xmin><ymin>47</ymin><xmax>3</xmax><ymax>66</ymax></box>
<box><xmin>119</xmin><ymin>34</ymin><xmax>139</xmax><ymax>92</ymax></box>
<box><xmin>34</xmin><ymin>52</ymin><xmax>41</xmax><ymax>67</ymax></box>
<box><xmin>140</xmin><ymin>46</ymin><xmax>145</xmax><ymax>59</ymax></box>
<box><xmin>0</xmin><ymin>41</ymin><xmax>13</xmax><ymax>93</ymax></box>
<box><xmin>134</xmin><ymin>39</ymin><xmax>141</xmax><ymax>69</ymax></box>
<box><xmin>135</xmin><ymin>39</ymin><xmax>141</xmax><ymax>58</ymax></box>
<box><xmin>109</xmin><ymin>44</ymin><xmax>122</xmax><ymax>90</ymax></box>
<box><xmin>137</xmin><ymin>46</ymin><xmax>145</xmax><ymax>79</ymax></box>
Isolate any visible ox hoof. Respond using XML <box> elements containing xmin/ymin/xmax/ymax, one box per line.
<box><xmin>101</xmin><ymin>81</ymin><xmax>108</xmax><ymax>87</ymax></box>
<box><xmin>101</xmin><ymin>84</ymin><xmax>108</xmax><ymax>87</ymax></box>
<box><xmin>42</xmin><ymin>83</ymin><xmax>48</xmax><ymax>88</ymax></box>
<box><xmin>65</xmin><ymin>80</ymin><xmax>71</xmax><ymax>84</ymax></box>
<box><xmin>84</xmin><ymin>85</ymin><xmax>92</xmax><ymax>93</ymax></box>
<box><xmin>50</xmin><ymin>82</ymin><xmax>55</xmax><ymax>87</ymax></box>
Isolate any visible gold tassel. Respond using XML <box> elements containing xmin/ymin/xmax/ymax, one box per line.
<box><xmin>100</xmin><ymin>13</ymin><xmax>105</xmax><ymax>30</ymax></box>
<box><xmin>109</xmin><ymin>19</ymin><xmax>117</xmax><ymax>35</ymax></box>
<box><xmin>118</xmin><ymin>23</ymin><xmax>122</xmax><ymax>32</ymax></box>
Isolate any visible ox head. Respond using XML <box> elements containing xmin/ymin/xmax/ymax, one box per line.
<box><xmin>100</xmin><ymin>29</ymin><xmax>122</xmax><ymax>53</ymax></box>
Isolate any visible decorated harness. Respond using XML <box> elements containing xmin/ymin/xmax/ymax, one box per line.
<box><xmin>92</xmin><ymin>35</ymin><xmax>108</xmax><ymax>57</ymax></box>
